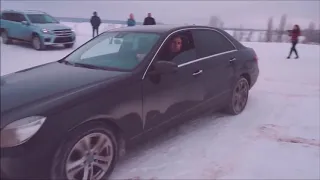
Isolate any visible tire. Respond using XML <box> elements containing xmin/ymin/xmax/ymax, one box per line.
<box><xmin>64</xmin><ymin>43</ymin><xmax>74</xmax><ymax>48</ymax></box>
<box><xmin>1</xmin><ymin>30</ymin><xmax>12</xmax><ymax>44</ymax></box>
<box><xmin>32</xmin><ymin>35</ymin><xmax>45</xmax><ymax>50</ymax></box>
<box><xmin>51</xmin><ymin>122</ymin><xmax>119</xmax><ymax>180</ymax></box>
<box><xmin>224</xmin><ymin>77</ymin><xmax>250</xmax><ymax>115</ymax></box>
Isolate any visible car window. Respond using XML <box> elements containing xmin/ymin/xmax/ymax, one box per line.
<box><xmin>64</xmin><ymin>31</ymin><xmax>160</xmax><ymax>71</ymax></box>
<box><xmin>15</xmin><ymin>13</ymin><xmax>27</xmax><ymax>22</ymax></box>
<box><xmin>192</xmin><ymin>29</ymin><xmax>235</xmax><ymax>58</ymax></box>
<box><xmin>157</xmin><ymin>30</ymin><xmax>196</xmax><ymax>65</ymax></box>
<box><xmin>26</xmin><ymin>14</ymin><xmax>58</xmax><ymax>24</ymax></box>
<box><xmin>1</xmin><ymin>13</ymin><xmax>15</xmax><ymax>21</ymax></box>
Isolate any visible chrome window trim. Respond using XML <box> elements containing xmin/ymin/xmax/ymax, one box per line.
<box><xmin>178</xmin><ymin>49</ymin><xmax>237</xmax><ymax>68</ymax></box>
<box><xmin>142</xmin><ymin>27</ymin><xmax>238</xmax><ymax>80</ymax></box>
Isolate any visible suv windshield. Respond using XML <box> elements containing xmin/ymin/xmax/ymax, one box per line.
<box><xmin>27</xmin><ymin>14</ymin><xmax>58</xmax><ymax>24</ymax></box>
<box><xmin>63</xmin><ymin>31</ymin><xmax>160</xmax><ymax>71</ymax></box>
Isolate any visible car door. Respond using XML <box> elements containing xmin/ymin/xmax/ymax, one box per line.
<box><xmin>15</xmin><ymin>13</ymin><xmax>32</xmax><ymax>41</ymax></box>
<box><xmin>1</xmin><ymin>12</ymin><xmax>20</xmax><ymax>38</ymax></box>
<box><xmin>191</xmin><ymin>28</ymin><xmax>238</xmax><ymax>110</ymax></box>
<box><xmin>142</xmin><ymin>30</ymin><xmax>205</xmax><ymax>130</ymax></box>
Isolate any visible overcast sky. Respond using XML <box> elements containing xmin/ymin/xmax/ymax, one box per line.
<box><xmin>1</xmin><ymin>0</ymin><xmax>319</xmax><ymax>29</ymax></box>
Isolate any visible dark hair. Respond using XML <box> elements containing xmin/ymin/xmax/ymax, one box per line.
<box><xmin>294</xmin><ymin>24</ymin><xmax>300</xmax><ymax>32</ymax></box>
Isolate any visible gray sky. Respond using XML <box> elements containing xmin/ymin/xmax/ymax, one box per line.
<box><xmin>1</xmin><ymin>0</ymin><xmax>319</xmax><ymax>29</ymax></box>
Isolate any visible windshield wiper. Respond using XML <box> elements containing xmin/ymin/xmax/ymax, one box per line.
<box><xmin>59</xmin><ymin>60</ymin><xmax>118</xmax><ymax>71</ymax></box>
<box><xmin>73</xmin><ymin>62</ymin><xmax>109</xmax><ymax>70</ymax></box>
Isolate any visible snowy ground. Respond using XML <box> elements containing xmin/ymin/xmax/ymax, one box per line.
<box><xmin>1</xmin><ymin>22</ymin><xmax>319</xmax><ymax>179</ymax></box>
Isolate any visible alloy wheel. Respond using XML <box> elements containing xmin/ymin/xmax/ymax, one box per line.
<box><xmin>232</xmin><ymin>78</ymin><xmax>249</xmax><ymax>114</ymax></box>
<box><xmin>65</xmin><ymin>133</ymin><xmax>114</xmax><ymax>180</ymax></box>
<box><xmin>32</xmin><ymin>37</ymin><xmax>41</xmax><ymax>50</ymax></box>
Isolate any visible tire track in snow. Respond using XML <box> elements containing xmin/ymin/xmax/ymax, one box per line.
<box><xmin>256</xmin><ymin>124</ymin><xmax>320</xmax><ymax>147</ymax></box>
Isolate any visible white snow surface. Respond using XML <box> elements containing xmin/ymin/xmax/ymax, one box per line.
<box><xmin>1</xmin><ymin>22</ymin><xmax>320</xmax><ymax>180</ymax></box>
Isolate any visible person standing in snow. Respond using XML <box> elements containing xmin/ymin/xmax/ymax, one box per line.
<box><xmin>287</xmin><ymin>24</ymin><xmax>301</xmax><ymax>59</ymax></box>
<box><xmin>90</xmin><ymin>11</ymin><xmax>101</xmax><ymax>38</ymax></box>
<box><xmin>127</xmin><ymin>13</ymin><xmax>136</xmax><ymax>27</ymax></box>
<box><xmin>143</xmin><ymin>13</ymin><xmax>156</xmax><ymax>25</ymax></box>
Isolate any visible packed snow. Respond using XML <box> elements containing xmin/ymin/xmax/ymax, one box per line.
<box><xmin>1</xmin><ymin>22</ymin><xmax>319</xmax><ymax>180</ymax></box>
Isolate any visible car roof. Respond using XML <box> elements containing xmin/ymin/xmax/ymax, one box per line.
<box><xmin>1</xmin><ymin>9</ymin><xmax>46</xmax><ymax>15</ymax></box>
<box><xmin>108</xmin><ymin>24</ymin><xmax>223</xmax><ymax>34</ymax></box>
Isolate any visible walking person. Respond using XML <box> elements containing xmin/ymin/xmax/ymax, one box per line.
<box><xmin>127</xmin><ymin>13</ymin><xmax>136</xmax><ymax>27</ymax></box>
<box><xmin>143</xmin><ymin>13</ymin><xmax>156</xmax><ymax>25</ymax></box>
<box><xmin>90</xmin><ymin>11</ymin><xmax>101</xmax><ymax>38</ymax></box>
<box><xmin>287</xmin><ymin>24</ymin><xmax>301</xmax><ymax>59</ymax></box>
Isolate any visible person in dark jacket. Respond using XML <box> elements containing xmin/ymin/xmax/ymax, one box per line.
<box><xmin>90</xmin><ymin>11</ymin><xmax>101</xmax><ymax>38</ymax></box>
<box><xmin>143</xmin><ymin>13</ymin><xmax>156</xmax><ymax>25</ymax></box>
<box><xmin>287</xmin><ymin>24</ymin><xmax>301</xmax><ymax>59</ymax></box>
<box><xmin>127</xmin><ymin>13</ymin><xmax>136</xmax><ymax>27</ymax></box>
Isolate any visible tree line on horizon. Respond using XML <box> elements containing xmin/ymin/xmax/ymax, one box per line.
<box><xmin>208</xmin><ymin>15</ymin><xmax>320</xmax><ymax>44</ymax></box>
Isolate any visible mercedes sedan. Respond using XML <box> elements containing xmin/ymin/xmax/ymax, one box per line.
<box><xmin>0</xmin><ymin>25</ymin><xmax>259</xmax><ymax>180</ymax></box>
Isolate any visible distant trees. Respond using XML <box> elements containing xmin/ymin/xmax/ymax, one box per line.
<box><xmin>208</xmin><ymin>15</ymin><xmax>224</xmax><ymax>28</ymax></box>
<box><xmin>266</xmin><ymin>17</ymin><xmax>273</xmax><ymax>42</ymax></box>
<box><xmin>276</xmin><ymin>14</ymin><xmax>287</xmax><ymax>42</ymax></box>
<box><xmin>246</xmin><ymin>31</ymin><xmax>254</xmax><ymax>42</ymax></box>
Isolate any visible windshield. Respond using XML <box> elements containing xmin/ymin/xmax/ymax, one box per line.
<box><xmin>64</xmin><ymin>31</ymin><xmax>160</xmax><ymax>71</ymax></box>
<box><xmin>27</xmin><ymin>14</ymin><xmax>59</xmax><ymax>24</ymax></box>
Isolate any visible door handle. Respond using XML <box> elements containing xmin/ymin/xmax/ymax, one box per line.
<box><xmin>193</xmin><ymin>70</ymin><xmax>203</xmax><ymax>76</ymax></box>
<box><xmin>229</xmin><ymin>57</ymin><xmax>236</xmax><ymax>62</ymax></box>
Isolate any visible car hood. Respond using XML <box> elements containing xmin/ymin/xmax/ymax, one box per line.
<box><xmin>34</xmin><ymin>23</ymin><xmax>71</xmax><ymax>31</ymax></box>
<box><xmin>1</xmin><ymin>62</ymin><xmax>126</xmax><ymax>114</ymax></box>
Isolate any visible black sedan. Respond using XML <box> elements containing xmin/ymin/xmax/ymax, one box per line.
<box><xmin>0</xmin><ymin>25</ymin><xmax>259</xmax><ymax>180</ymax></box>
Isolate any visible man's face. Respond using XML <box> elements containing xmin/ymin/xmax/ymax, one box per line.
<box><xmin>170</xmin><ymin>37</ymin><xmax>182</xmax><ymax>53</ymax></box>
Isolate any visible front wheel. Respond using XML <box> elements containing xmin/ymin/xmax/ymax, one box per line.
<box><xmin>225</xmin><ymin>77</ymin><xmax>249</xmax><ymax>115</ymax></box>
<box><xmin>51</xmin><ymin>122</ymin><xmax>119</xmax><ymax>180</ymax></box>
<box><xmin>32</xmin><ymin>36</ymin><xmax>45</xmax><ymax>50</ymax></box>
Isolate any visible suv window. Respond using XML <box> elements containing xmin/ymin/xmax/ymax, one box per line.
<box><xmin>1</xmin><ymin>12</ymin><xmax>26</xmax><ymax>22</ymax></box>
<box><xmin>157</xmin><ymin>30</ymin><xmax>196</xmax><ymax>65</ymax></box>
<box><xmin>1</xmin><ymin>13</ymin><xmax>14</xmax><ymax>21</ymax></box>
<box><xmin>192</xmin><ymin>29</ymin><xmax>235</xmax><ymax>58</ymax></box>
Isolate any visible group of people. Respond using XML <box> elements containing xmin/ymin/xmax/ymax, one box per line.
<box><xmin>89</xmin><ymin>11</ymin><xmax>302</xmax><ymax>59</ymax></box>
<box><xmin>89</xmin><ymin>11</ymin><xmax>156</xmax><ymax>37</ymax></box>
<box><xmin>127</xmin><ymin>12</ymin><xmax>156</xmax><ymax>27</ymax></box>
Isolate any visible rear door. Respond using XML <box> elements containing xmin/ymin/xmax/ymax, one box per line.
<box><xmin>1</xmin><ymin>12</ymin><xmax>19</xmax><ymax>38</ymax></box>
<box><xmin>191</xmin><ymin>28</ymin><xmax>238</xmax><ymax>110</ymax></box>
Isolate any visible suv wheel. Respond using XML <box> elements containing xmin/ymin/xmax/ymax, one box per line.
<box><xmin>51</xmin><ymin>122</ymin><xmax>119</xmax><ymax>180</ymax></box>
<box><xmin>225</xmin><ymin>77</ymin><xmax>249</xmax><ymax>115</ymax></box>
<box><xmin>64</xmin><ymin>43</ymin><xmax>74</xmax><ymax>48</ymax></box>
<box><xmin>32</xmin><ymin>36</ymin><xmax>45</xmax><ymax>50</ymax></box>
<box><xmin>1</xmin><ymin>31</ymin><xmax>12</xmax><ymax>44</ymax></box>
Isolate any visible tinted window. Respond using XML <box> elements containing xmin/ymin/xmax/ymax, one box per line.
<box><xmin>64</xmin><ymin>32</ymin><xmax>160</xmax><ymax>71</ymax></box>
<box><xmin>2</xmin><ymin>13</ymin><xmax>26</xmax><ymax>22</ymax></box>
<box><xmin>157</xmin><ymin>30</ymin><xmax>196</xmax><ymax>65</ymax></box>
<box><xmin>1</xmin><ymin>13</ymin><xmax>15</xmax><ymax>21</ymax></box>
<box><xmin>27</xmin><ymin>14</ymin><xmax>58</xmax><ymax>24</ymax></box>
<box><xmin>192</xmin><ymin>29</ymin><xmax>235</xmax><ymax>58</ymax></box>
<box><xmin>15</xmin><ymin>13</ymin><xmax>26</xmax><ymax>22</ymax></box>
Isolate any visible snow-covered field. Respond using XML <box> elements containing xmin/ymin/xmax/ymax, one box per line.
<box><xmin>1</xmin><ymin>22</ymin><xmax>319</xmax><ymax>180</ymax></box>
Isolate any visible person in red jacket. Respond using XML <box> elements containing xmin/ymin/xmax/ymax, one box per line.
<box><xmin>287</xmin><ymin>24</ymin><xmax>301</xmax><ymax>59</ymax></box>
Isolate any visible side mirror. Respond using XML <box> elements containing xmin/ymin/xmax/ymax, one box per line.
<box><xmin>153</xmin><ymin>61</ymin><xmax>178</xmax><ymax>74</ymax></box>
<box><xmin>21</xmin><ymin>21</ymin><xmax>30</xmax><ymax>26</ymax></box>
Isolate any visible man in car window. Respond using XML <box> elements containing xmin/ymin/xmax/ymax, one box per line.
<box><xmin>160</xmin><ymin>36</ymin><xmax>183</xmax><ymax>61</ymax></box>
